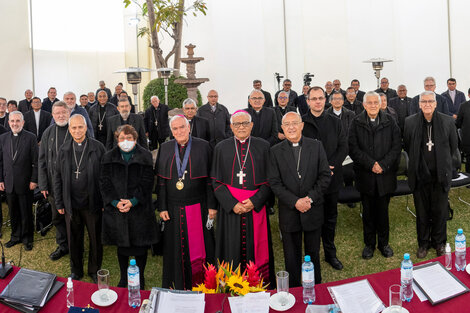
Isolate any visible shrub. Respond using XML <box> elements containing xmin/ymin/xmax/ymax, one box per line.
<box><xmin>142</xmin><ymin>75</ymin><xmax>203</xmax><ymax>110</ymax></box>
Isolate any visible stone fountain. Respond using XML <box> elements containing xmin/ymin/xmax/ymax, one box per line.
<box><xmin>174</xmin><ymin>44</ymin><xmax>209</xmax><ymax>103</ymax></box>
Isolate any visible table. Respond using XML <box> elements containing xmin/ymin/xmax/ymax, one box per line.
<box><xmin>1</xmin><ymin>250</ymin><xmax>469</xmax><ymax>313</ymax></box>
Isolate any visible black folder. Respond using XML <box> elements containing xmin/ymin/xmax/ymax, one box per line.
<box><xmin>0</xmin><ymin>268</ymin><xmax>56</xmax><ymax>308</ymax></box>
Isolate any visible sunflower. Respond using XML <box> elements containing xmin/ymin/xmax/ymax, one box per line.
<box><xmin>193</xmin><ymin>284</ymin><xmax>216</xmax><ymax>294</ymax></box>
<box><xmin>227</xmin><ymin>275</ymin><xmax>250</xmax><ymax>296</ymax></box>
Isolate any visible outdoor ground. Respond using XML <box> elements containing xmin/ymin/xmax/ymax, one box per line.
<box><xmin>1</xmin><ymin>186</ymin><xmax>469</xmax><ymax>290</ymax></box>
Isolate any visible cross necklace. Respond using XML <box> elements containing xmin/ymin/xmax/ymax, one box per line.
<box><xmin>153</xmin><ymin>108</ymin><xmax>159</xmax><ymax>127</ymax></box>
<box><xmin>98</xmin><ymin>110</ymin><xmax>106</xmax><ymax>131</ymax></box>
<box><xmin>426</xmin><ymin>124</ymin><xmax>434</xmax><ymax>152</ymax></box>
<box><xmin>72</xmin><ymin>139</ymin><xmax>88</xmax><ymax>179</ymax></box>
<box><xmin>234</xmin><ymin>137</ymin><xmax>251</xmax><ymax>185</ymax></box>
<box><xmin>295</xmin><ymin>145</ymin><xmax>302</xmax><ymax>179</ymax></box>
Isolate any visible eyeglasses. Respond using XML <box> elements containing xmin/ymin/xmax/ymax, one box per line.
<box><xmin>184</xmin><ymin>107</ymin><xmax>196</xmax><ymax>110</ymax></box>
<box><xmin>282</xmin><ymin>121</ymin><xmax>302</xmax><ymax>128</ymax></box>
<box><xmin>232</xmin><ymin>121</ymin><xmax>251</xmax><ymax>128</ymax></box>
<box><xmin>308</xmin><ymin>97</ymin><xmax>325</xmax><ymax>101</ymax></box>
<box><xmin>331</xmin><ymin>97</ymin><xmax>343</xmax><ymax>101</ymax></box>
<box><xmin>424</xmin><ymin>85</ymin><xmax>435</xmax><ymax>88</ymax></box>
<box><xmin>278</xmin><ymin>96</ymin><xmax>288</xmax><ymax>100</ymax></box>
<box><xmin>208</xmin><ymin>95</ymin><xmax>218</xmax><ymax>98</ymax></box>
<box><xmin>250</xmin><ymin>97</ymin><xmax>264</xmax><ymax>100</ymax></box>
<box><xmin>420</xmin><ymin>100</ymin><xmax>436</xmax><ymax>104</ymax></box>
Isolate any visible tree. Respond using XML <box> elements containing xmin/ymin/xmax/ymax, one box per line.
<box><xmin>124</xmin><ymin>0</ymin><xmax>207</xmax><ymax>77</ymax></box>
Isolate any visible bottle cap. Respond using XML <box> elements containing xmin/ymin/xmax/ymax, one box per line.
<box><xmin>446</xmin><ymin>242</ymin><xmax>451</xmax><ymax>252</ymax></box>
<box><xmin>404</xmin><ymin>253</ymin><xmax>410</xmax><ymax>260</ymax></box>
<box><xmin>130</xmin><ymin>259</ymin><xmax>136</xmax><ymax>266</ymax></box>
<box><xmin>67</xmin><ymin>277</ymin><xmax>73</xmax><ymax>288</ymax></box>
<box><xmin>304</xmin><ymin>255</ymin><xmax>311</xmax><ymax>262</ymax></box>
<box><xmin>458</xmin><ymin>228</ymin><xmax>463</xmax><ymax>234</ymax></box>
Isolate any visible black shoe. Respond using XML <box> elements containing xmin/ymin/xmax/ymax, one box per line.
<box><xmin>268</xmin><ymin>207</ymin><xmax>275</xmax><ymax>215</ymax></box>
<box><xmin>379</xmin><ymin>245</ymin><xmax>394</xmax><ymax>258</ymax></box>
<box><xmin>5</xmin><ymin>240</ymin><xmax>20</xmax><ymax>248</ymax></box>
<box><xmin>417</xmin><ymin>246</ymin><xmax>428</xmax><ymax>259</ymax></box>
<box><xmin>362</xmin><ymin>246</ymin><xmax>374</xmax><ymax>259</ymax></box>
<box><xmin>49</xmin><ymin>246</ymin><xmax>68</xmax><ymax>261</ymax></box>
<box><xmin>89</xmin><ymin>273</ymin><xmax>98</xmax><ymax>284</ymax></box>
<box><xmin>326</xmin><ymin>257</ymin><xmax>344</xmax><ymax>270</ymax></box>
<box><xmin>436</xmin><ymin>244</ymin><xmax>446</xmax><ymax>257</ymax></box>
<box><xmin>70</xmin><ymin>273</ymin><xmax>82</xmax><ymax>281</ymax></box>
<box><xmin>24</xmin><ymin>242</ymin><xmax>33</xmax><ymax>251</ymax></box>
<box><xmin>347</xmin><ymin>203</ymin><xmax>356</xmax><ymax>208</ymax></box>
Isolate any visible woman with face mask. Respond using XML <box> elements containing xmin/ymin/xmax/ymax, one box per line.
<box><xmin>99</xmin><ymin>124</ymin><xmax>159</xmax><ymax>289</ymax></box>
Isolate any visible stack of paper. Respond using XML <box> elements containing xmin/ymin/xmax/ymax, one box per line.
<box><xmin>0</xmin><ymin>268</ymin><xmax>63</xmax><ymax>313</ymax></box>
<box><xmin>147</xmin><ymin>288</ymin><xmax>205</xmax><ymax>313</ymax></box>
<box><xmin>327</xmin><ymin>279</ymin><xmax>385</xmax><ymax>313</ymax></box>
<box><xmin>228</xmin><ymin>292</ymin><xmax>270</xmax><ymax>313</ymax></box>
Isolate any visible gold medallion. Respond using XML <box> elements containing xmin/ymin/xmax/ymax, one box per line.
<box><xmin>176</xmin><ymin>180</ymin><xmax>184</xmax><ymax>190</ymax></box>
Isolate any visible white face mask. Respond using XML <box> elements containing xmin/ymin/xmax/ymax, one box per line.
<box><xmin>118</xmin><ymin>140</ymin><xmax>136</xmax><ymax>152</ymax></box>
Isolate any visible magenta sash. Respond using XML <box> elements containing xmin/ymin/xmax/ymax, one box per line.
<box><xmin>184</xmin><ymin>203</ymin><xmax>206</xmax><ymax>287</ymax></box>
<box><xmin>226</xmin><ymin>185</ymin><xmax>270</xmax><ymax>281</ymax></box>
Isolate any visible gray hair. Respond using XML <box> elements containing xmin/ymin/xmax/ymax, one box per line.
<box><xmin>52</xmin><ymin>100</ymin><xmax>70</xmax><ymax>112</ymax></box>
<box><xmin>182</xmin><ymin>98</ymin><xmax>197</xmax><ymax>108</ymax></box>
<box><xmin>329</xmin><ymin>91</ymin><xmax>344</xmax><ymax>103</ymax></box>
<box><xmin>151</xmin><ymin>95</ymin><xmax>159</xmax><ymax>101</ymax></box>
<box><xmin>97</xmin><ymin>90</ymin><xmax>108</xmax><ymax>97</ymax></box>
<box><xmin>281</xmin><ymin>111</ymin><xmax>301</xmax><ymax>124</ymax></box>
<box><xmin>419</xmin><ymin>91</ymin><xmax>436</xmax><ymax>102</ymax></box>
<box><xmin>424</xmin><ymin>76</ymin><xmax>436</xmax><ymax>84</ymax></box>
<box><xmin>249</xmin><ymin>89</ymin><xmax>265</xmax><ymax>99</ymax></box>
<box><xmin>63</xmin><ymin>91</ymin><xmax>76</xmax><ymax>98</ymax></box>
<box><xmin>69</xmin><ymin>113</ymin><xmax>86</xmax><ymax>125</ymax></box>
<box><xmin>278</xmin><ymin>91</ymin><xmax>289</xmax><ymax>98</ymax></box>
<box><xmin>169</xmin><ymin>115</ymin><xmax>189</xmax><ymax>128</ymax></box>
<box><xmin>363</xmin><ymin>91</ymin><xmax>382</xmax><ymax>105</ymax></box>
<box><xmin>230</xmin><ymin>111</ymin><xmax>252</xmax><ymax>124</ymax></box>
<box><xmin>397</xmin><ymin>84</ymin><xmax>407</xmax><ymax>90</ymax></box>
<box><xmin>9</xmin><ymin>110</ymin><xmax>24</xmax><ymax>121</ymax></box>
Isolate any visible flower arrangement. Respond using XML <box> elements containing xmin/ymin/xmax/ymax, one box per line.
<box><xmin>193</xmin><ymin>261</ymin><xmax>268</xmax><ymax>296</ymax></box>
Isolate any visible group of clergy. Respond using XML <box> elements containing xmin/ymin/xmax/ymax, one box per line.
<box><xmin>0</xmin><ymin>73</ymin><xmax>466</xmax><ymax>290</ymax></box>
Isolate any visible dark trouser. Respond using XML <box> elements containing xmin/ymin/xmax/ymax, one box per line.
<box><xmin>48</xmin><ymin>195</ymin><xmax>68</xmax><ymax>252</ymax></box>
<box><xmin>322</xmin><ymin>192</ymin><xmax>339</xmax><ymax>260</ymax></box>
<box><xmin>6</xmin><ymin>190</ymin><xmax>33</xmax><ymax>243</ymax></box>
<box><xmin>361</xmin><ymin>193</ymin><xmax>391</xmax><ymax>249</ymax></box>
<box><xmin>413</xmin><ymin>181</ymin><xmax>448</xmax><ymax>248</ymax></box>
<box><xmin>65</xmin><ymin>208</ymin><xmax>102</xmax><ymax>277</ymax></box>
<box><xmin>281</xmin><ymin>229</ymin><xmax>321</xmax><ymax>287</ymax></box>
<box><xmin>117</xmin><ymin>249</ymin><xmax>148</xmax><ymax>290</ymax></box>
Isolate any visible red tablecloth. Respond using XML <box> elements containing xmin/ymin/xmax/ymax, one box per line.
<box><xmin>1</xmin><ymin>250</ymin><xmax>469</xmax><ymax>313</ymax></box>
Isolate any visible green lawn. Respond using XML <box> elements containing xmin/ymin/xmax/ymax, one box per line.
<box><xmin>2</xmin><ymin>186</ymin><xmax>469</xmax><ymax>289</ymax></box>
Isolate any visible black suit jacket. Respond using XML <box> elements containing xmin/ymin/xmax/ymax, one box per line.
<box><xmin>0</xmin><ymin>130</ymin><xmax>38</xmax><ymax>194</ymax></box>
<box><xmin>144</xmin><ymin>104</ymin><xmax>170</xmax><ymax>150</ymax></box>
<box><xmin>274</xmin><ymin>90</ymin><xmax>298</xmax><ymax>107</ymax></box>
<box><xmin>274</xmin><ymin>105</ymin><xmax>297</xmax><ymax>134</ymax></box>
<box><xmin>356</xmin><ymin>90</ymin><xmax>365</xmax><ymax>102</ymax></box>
<box><xmin>247</xmin><ymin>89</ymin><xmax>273</xmax><ymax>108</ymax></box>
<box><xmin>23</xmin><ymin>110</ymin><xmax>53</xmax><ymax>142</ymax></box>
<box><xmin>375</xmin><ymin>88</ymin><xmax>398</xmax><ymax>100</ymax></box>
<box><xmin>268</xmin><ymin>137</ymin><xmax>331</xmax><ymax>232</ymax></box>
<box><xmin>246</xmin><ymin>107</ymin><xmax>278</xmax><ymax>146</ymax></box>
<box><xmin>410</xmin><ymin>93</ymin><xmax>450</xmax><ymax>116</ymax></box>
<box><xmin>105</xmin><ymin>113</ymin><xmax>148</xmax><ymax>150</ymax></box>
<box><xmin>295</xmin><ymin>94</ymin><xmax>309</xmax><ymax>116</ymax></box>
<box><xmin>18</xmin><ymin>99</ymin><xmax>32</xmax><ymax>113</ymax></box>
<box><xmin>388</xmin><ymin>96</ymin><xmax>412</xmax><ymax>133</ymax></box>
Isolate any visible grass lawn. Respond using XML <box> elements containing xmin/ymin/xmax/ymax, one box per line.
<box><xmin>2</xmin><ymin>186</ymin><xmax>470</xmax><ymax>289</ymax></box>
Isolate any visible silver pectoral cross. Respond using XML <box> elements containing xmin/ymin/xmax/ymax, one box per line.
<box><xmin>237</xmin><ymin>170</ymin><xmax>246</xmax><ymax>185</ymax></box>
<box><xmin>154</xmin><ymin>121</ymin><xmax>158</xmax><ymax>126</ymax></box>
<box><xmin>426</xmin><ymin>139</ymin><xmax>434</xmax><ymax>151</ymax></box>
<box><xmin>74</xmin><ymin>168</ymin><xmax>81</xmax><ymax>179</ymax></box>
<box><xmin>98</xmin><ymin>123</ymin><xmax>103</xmax><ymax>131</ymax></box>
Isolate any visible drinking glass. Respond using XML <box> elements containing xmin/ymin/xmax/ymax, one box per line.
<box><xmin>97</xmin><ymin>269</ymin><xmax>110</xmax><ymax>302</ymax></box>
<box><xmin>276</xmin><ymin>271</ymin><xmax>289</xmax><ymax>306</ymax></box>
<box><xmin>389</xmin><ymin>284</ymin><xmax>402</xmax><ymax>313</ymax></box>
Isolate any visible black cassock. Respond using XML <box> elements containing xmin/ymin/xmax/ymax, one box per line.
<box><xmin>156</xmin><ymin>137</ymin><xmax>216</xmax><ymax>290</ymax></box>
<box><xmin>211</xmin><ymin>136</ymin><xmax>275</xmax><ymax>284</ymax></box>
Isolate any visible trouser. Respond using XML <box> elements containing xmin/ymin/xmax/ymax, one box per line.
<box><xmin>413</xmin><ymin>181</ymin><xmax>448</xmax><ymax>248</ymax></box>
<box><xmin>6</xmin><ymin>190</ymin><xmax>33</xmax><ymax>244</ymax></box>
<box><xmin>361</xmin><ymin>193</ymin><xmax>391</xmax><ymax>249</ymax></box>
<box><xmin>281</xmin><ymin>228</ymin><xmax>321</xmax><ymax>287</ymax></box>
<box><xmin>48</xmin><ymin>195</ymin><xmax>68</xmax><ymax>251</ymax></box>
<box><xmin>322</xmin><ymin>192</ymin><xmax>339</xmax><ymax>260</ymax></box>
<box><xmin>65</xmin><ymin>208</ymin><xmax>102</xmax><ymax>277</ymax></box>
<box><xmin>117</xmin><ymin>249</ymin><xmax>148</xmax><ymax>290</ymax></box>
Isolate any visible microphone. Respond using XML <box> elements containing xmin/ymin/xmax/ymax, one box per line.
<box><xmin>0</xmin><ymin>241</ymin><xmax>13</xmax><ymax>278</ymax></box>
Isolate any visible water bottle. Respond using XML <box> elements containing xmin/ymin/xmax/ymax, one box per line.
<box><xmin>445</xmin><ymin>242</ymin><xmax>452</xmax><ymax>270</ymax></box>
<box><xmin>400</xmin><ymin>253</ymin><xmax>413</xmax><ymax>302</ymax></box>
<box><xmin>66</xmin><ymin>277</ymin><xmax>74</xmax><ymax>308</ymax></box>
<box><xmin>302</xmin><ymin>255</ymin><xmax>315</xmax><ymax>304</ymax></box>
<box><xmin>128</xmin><ymin>259</ymin><xmax>141</xmax><ymax>308</ymax></box>
<box><xmin>455</xmin><ymin>228</ymin><xmax>466</xmax><ymax>271</ymax></box>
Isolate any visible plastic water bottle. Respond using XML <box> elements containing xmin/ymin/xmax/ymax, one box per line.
<box><xmin>445</xmin><ymin>242</ymin><xmax>452</xmax><ymax>270</ymax></box>
<box><xmin>302</xmin><ymin>255</ymin><xmax>315</xmax><ymax>304</ymax></box>
<box><xmin>455</xmin><ymin>228</ymin><xmax>466</xmax><ymax>271</ymax></box>
<box><xmin>128</xmin><ymin>259</ymin><xmax>141</xmax><ymax>308</ymax></box>
<box><xmin>66</xmin><ymin>277</ymin><xmax>74</xmax><ymax>308</ymax></box>
<box><xmin>400</xmin><ymin>253</ymin><xmax>413</xmax><ymax>302</ymax></box>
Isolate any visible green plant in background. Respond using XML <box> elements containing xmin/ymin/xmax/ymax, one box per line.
<box><xmin>142</xmin><ymin>75</ymin><xmax>203</xmax><ymax>110</ymax></box>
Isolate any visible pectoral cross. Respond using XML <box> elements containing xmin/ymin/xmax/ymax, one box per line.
<box><xmin>74</xmin><ymin>168</ymin><xmax>81</xmax><ymax>179</ymax></box>
<box><xmin>426</xmin><ymin>139</ymin><xmax>434</xmax><ymax>152</ymax></box>
<box><xmin>237</xmin><ymin>170</ymin><xmax>246</xmax><ymax>185</ymax></box>
<box><xmin>98</xmin><ymin>123</ymin><xmax>103</xmax><ymax>131</ymax></box>
<box><xmin>154</xmin><ymin>121</ymin><xmax>158</xmax><ymax>126</ymax></box>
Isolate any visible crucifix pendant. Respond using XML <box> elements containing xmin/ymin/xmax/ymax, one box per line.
<box><xmin>298</xmin><ymin>172</ymin><xmax>301</xmax><ymax>179</ymax></box>
<box><xmin>98</xmin><ymin>123</ymin><xmax>103</xmax><ymax>131</ymax></box>
<box><xmin>426</xmin><ymin>139</ymin><xmax>434</xmax><ymax>152</ymax></box>
<box><xmin>154</xmin><ymin>121</ymin><xmax>158</xmax><ymax>126</ymax></box>
<box><xmin>237</xmin><ymin>170</ymin><xmax>246</xmax><ymax>185</ymax></box>
<box><xmin>74</xmin><ymin>169</ymin><xmax>81</xmax><ymax>179</ymax></box>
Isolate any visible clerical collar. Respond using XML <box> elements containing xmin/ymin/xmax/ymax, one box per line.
<box><xmin>74</xmin><ymin>139</ymin><xmax>86</xmax><ymax>146</ymax></box>
<box><xmin>178</xmin><ymin>139</ymin><xmax>189</xmax><ymax>148</ymax></box>
<box><xmin>288</xmin><ymin>137</ymin><xmax>303</xmax><ymax>147</ymax></box>
<box><xmin>13</xmin><ymin>132</ymin><xmax>19</xmax><ymax>136</ymax></box>
<box><xmin>333</xmin><ymin>108</ymin><xmax>342</xmax><ymax>116</ymax></box>
<box><xmin>255</xmin><ymin>109</ymin><xmax>261</xmax><ymax>114</ymax></box>
<box><xmin>292</xmin><ymin>142</ymin><xmax>299</xmax><ymax>147</ymax></box>
<box><xmin>236</xmin><ymin>136</ymin><xmax>250</xmax><ymax>144</ymax></box>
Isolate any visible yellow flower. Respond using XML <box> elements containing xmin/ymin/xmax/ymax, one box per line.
<box><xmin>192</xmin><ymin>284</ymin><xmax>216</xmax><ymax>294</ymax></box>
<box><xmin>249</xmin><ymin>286</ymin><xmax>267</xmax><ymax>293</ymax></box>
<box><xmin>227</xmin><ymin>275</ymin><xmax>250</xmax><ymax>296</ymax></box>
